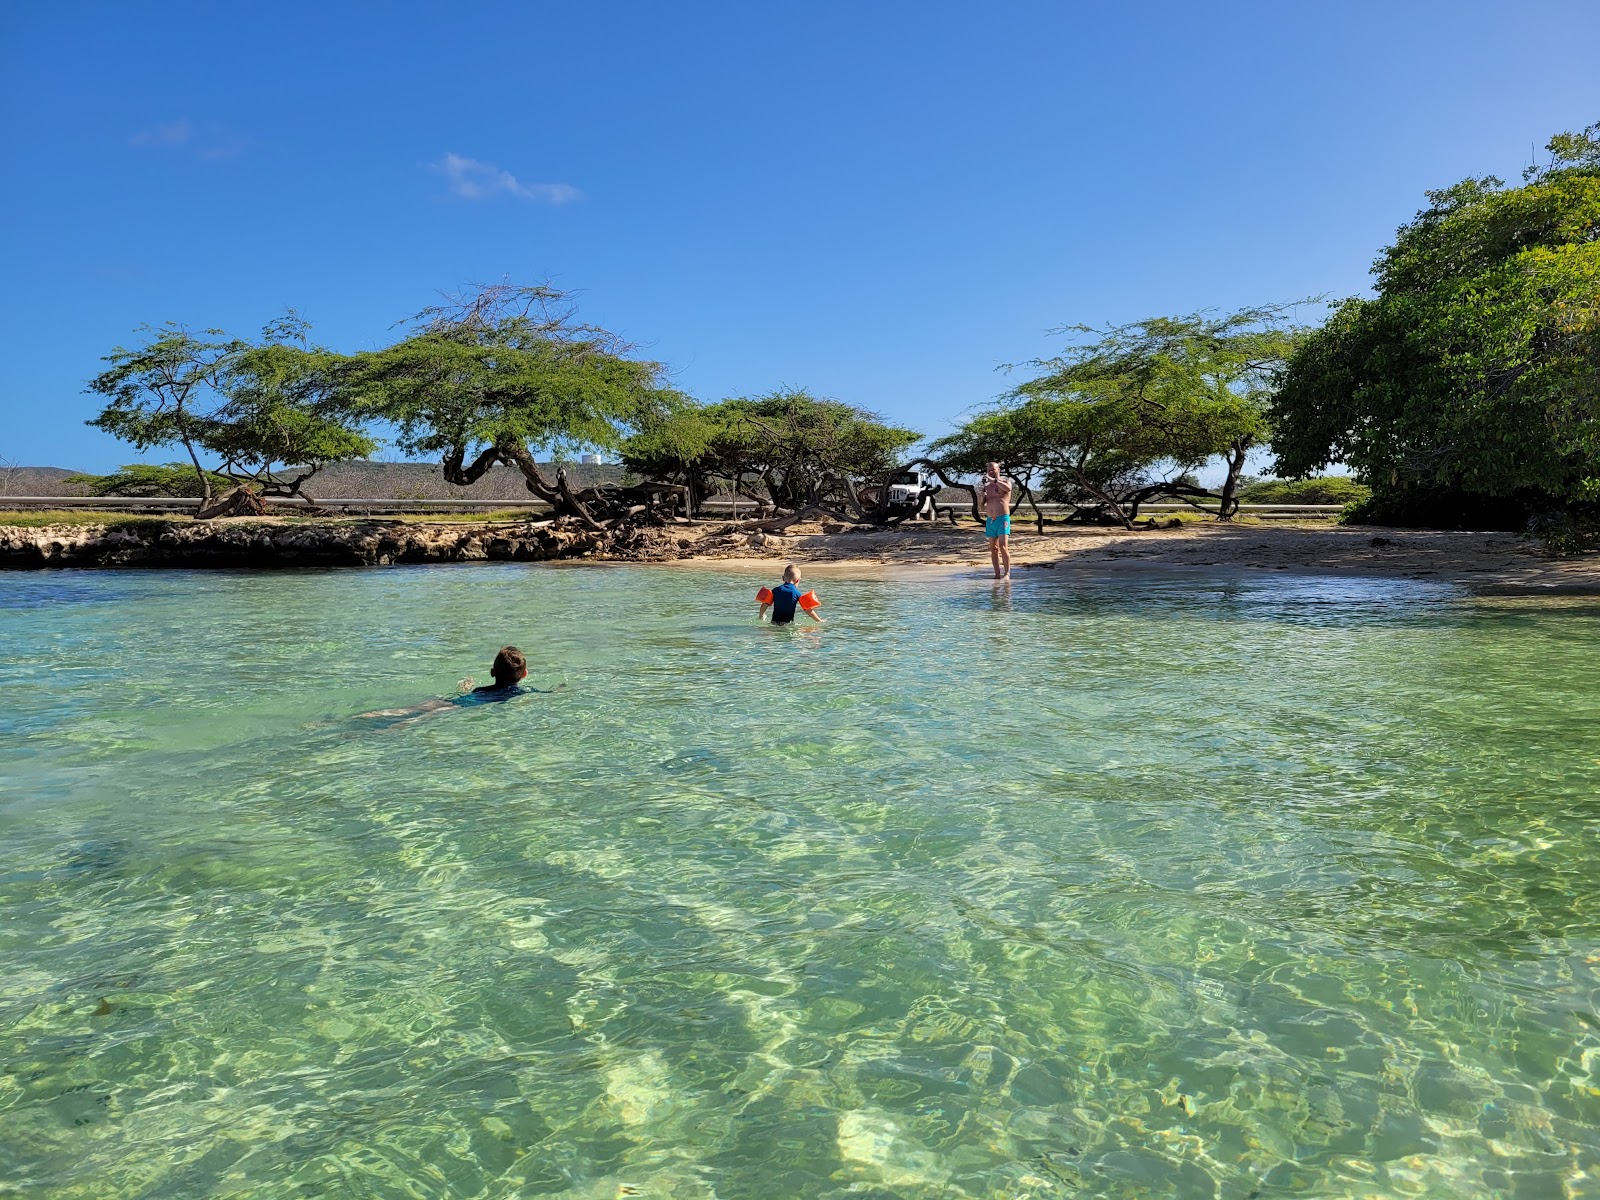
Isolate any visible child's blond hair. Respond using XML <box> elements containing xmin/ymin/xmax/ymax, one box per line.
<box><xmin>783</xmin><ymin>563</ymin><xmax>801</xmax><ymax>582</ymax></box>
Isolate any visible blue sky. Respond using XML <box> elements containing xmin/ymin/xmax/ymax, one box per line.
<box><xmin>2</xmin><ymin>1</ymin><xmax>1597</xmax><ymax>473</ymax></box>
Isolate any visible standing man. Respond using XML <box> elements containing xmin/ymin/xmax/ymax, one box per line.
<box><xmin>980</xmin><ymin>462</ymin><xmax>1012</xmax><ymax>579</ymax></box>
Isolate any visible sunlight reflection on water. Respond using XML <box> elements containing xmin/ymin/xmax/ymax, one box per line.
<box><xmin>2</xmin><ymin>565</ymin><xmax>1599</xmax><ymax>1197</ymax></box>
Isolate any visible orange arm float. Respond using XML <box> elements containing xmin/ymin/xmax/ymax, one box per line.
<box><xmin>798</xmin><ymin>590</ymin><xmax>822</xmax><ymax>612</ymax></box>
<box><xmin>757</xmin><ymin>587</ymin><xmax>773</xmax><ymax>604</ymax></box>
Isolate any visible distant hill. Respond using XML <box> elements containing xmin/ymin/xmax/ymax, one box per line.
<box><xmin>1</xmin><ymin>460</ymin><xmax>626</xmax><ymax>501</ymax></box>
<box><xmin>0</xmin><ymin>467</ymin><xmax>94</xmax><ymax>497</ymax></box>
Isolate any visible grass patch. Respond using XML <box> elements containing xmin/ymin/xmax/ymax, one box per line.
<box><xmin>0</xmin><ymin>508</ymin><xmax>553</xmax><ymax>529</ymax></box>
<box><xmin>1143</xmin><ymin>509</ymin><xmax>1221</xmax><ymax>527</ymax></box>
<box><xmin>378</xmin><ymin>509</ymin><xmax>549</xmax><ymax>523</ymax></box>
<box><xmin>1238</xmin><ymin>476</ymin><xmax>1370</xmax><ymax>506</ymax></box>
<box><xmin>0</xmin><ymin>510</ymin><xmax>186</xmax><ymax>529</ymax></box>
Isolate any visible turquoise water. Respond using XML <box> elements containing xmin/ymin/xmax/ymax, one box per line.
<box><xmin>3</xmin><ymin>564</ymin><xmax>1600</xmax><ymax>1199</ymax></box>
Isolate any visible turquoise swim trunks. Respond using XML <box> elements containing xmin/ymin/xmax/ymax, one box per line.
<box><xmin>985</xmin><ymin>514</ymin><xmax>1011</xmax><ymax>538</ymax></box>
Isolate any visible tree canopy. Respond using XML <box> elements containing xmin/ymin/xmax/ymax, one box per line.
<box><xmin>1271</xmin><ymin>122</ymin><xmax>1600</xmax><ymax>521</ymax></box>
<box><xmin>66</xmin><ymin>462</ymin><xmax>234</xmax><ymax>498</ymax></box>
<box><xmin>85</xmin><ymin>316</ymin><xmax>374</xmax><ymax>510</ymax></box>
<box><xmin>345</xmin><ymin>283</ymin><xmax>685</xmax><ymax>523</ymax></box>
<box><xmin>622</xmin><ymin>390</ymin><xmax>921</xmax><ymax>518</ymax></box>
<box><xmin>209</xmin><ymin>314</ymin><xmax>376</xmax><ymax>500</ymax></box>
<box><xmin>934</xmin><ymin>307</ymin><xmax>1305</xmax><ymax>526</ymax></box>
<box><xmin>85</xmin><ymin>285</ymin><xmax>925</xmax><ymax>527</ymax></box>
<box><xmin>87</xmin><ymin>324</ymin><xmax>246</xmax><ymax>505</ymax></box>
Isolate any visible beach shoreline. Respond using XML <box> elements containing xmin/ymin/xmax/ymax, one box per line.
<box><xmin>3</xmin><ymin>516</ymin><xmax>1597</xmax><ymax>594</ymax></box>
<box><xmin>669</xmin><ymin>519</ymin><xmax>1600</xmax><ymax>594</ymax></box>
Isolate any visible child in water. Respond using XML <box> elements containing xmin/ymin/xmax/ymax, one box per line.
<box><xmin>357</xmin><ymin>645</ymin><xmax>560</xmax><ymax>721</ymax></box>
<box><xmin>458</xmin><ymin>645</ymin><xmax>533</xmax><ymax>700</ymax></box>
<box><xmin>758</xmin><ymin>564</ymin><xmax>825</xmax><ymax>625</ymax></box>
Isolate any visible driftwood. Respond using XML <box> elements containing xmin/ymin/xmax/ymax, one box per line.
<box><xmin>195</xmin><ymin>486</ymin><xmax>269</xmax><ymax>519</ymax></box>
<box><xmin>443</xmin><ymin>442</ymin><xmax>692</xmax><ymax>529</ymax></box>
<box><xmin>743</xmin><ymin>503</ymin><xmax>856</xmax><ymax>533</ymax></box>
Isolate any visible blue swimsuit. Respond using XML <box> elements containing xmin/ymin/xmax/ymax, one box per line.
<box><xmin>769</xmin><ymin>581</ymin><xmax>802</xmax><ymax>624</ymax></box>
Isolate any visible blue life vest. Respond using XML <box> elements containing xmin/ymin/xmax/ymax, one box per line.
<box><xmin>770</xmin><ymin>581</ymin><xmax>802</xmax><ymax>623</ymax></box>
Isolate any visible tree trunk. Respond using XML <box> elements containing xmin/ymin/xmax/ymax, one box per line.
<box><xmin>555</xmin><ymin>466</ymin><xmax>606</xmax><ymax>531</ymax></box>
<box><xmin>758</xmin><ymin>502</ymin><xmax>853</xmax><ymax>532</ymax></box>
<box><xmin>903</xmin><ymin>458</ymin><xmax>980</xmax><ymax>520</ymax></box>
<box><xmin>281</xmin><ymin>463</ymin><xmax>322</xmax><ymax>508</ymax></box>
<box><xmin>1217</xmin><ymin>437</ymin><xmax>1251</xmax><ymax>520</ymax></box>
<box><xmin>442</xmin><ymin>445</ymin><xmax>505</xmax><ymax>487</ymax></box>
<box><xmin>1075</xmin><ymin>470</ymin><xmax>1133</xmax><ymax>530</ymax></box>
<box><xmin>179</xmin><ymin>432</ymin><xmax>212</xmax><ymax>514</ymax></box>
<box><xmin>1020</xmin><ymin>480</ymin><xmax>1045</xmax><ymax>535</ymax></box>
<box><xmin>494</xmin><ymin>443</ymin><xmax>567</xmax><ymax>509</ymax></box>
<box><xmin>196</xmin><ymin>486</ymin><xmax>267</xmax><ymax>519</ymax></box>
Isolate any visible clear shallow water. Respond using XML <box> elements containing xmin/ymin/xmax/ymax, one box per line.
<box><xmin>2</xmin><ymin>564</ymin><xmax>1599</xmax><ymax>1199</ymax></box>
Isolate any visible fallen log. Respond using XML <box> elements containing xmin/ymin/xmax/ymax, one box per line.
<box><xmin>195</xmin><ymin>487</ymin><xmax>269</xmax><ymax>520</ymax></box>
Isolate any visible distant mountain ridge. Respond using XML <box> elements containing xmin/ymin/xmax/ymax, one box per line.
<box><xmin>0</xmin><ymin>461</ymin><xmax>626</xmax><ymax>500</ymax></box>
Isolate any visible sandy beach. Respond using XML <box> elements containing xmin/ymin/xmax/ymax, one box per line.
<box><xmin>673</xmin><ymin>518</ymin><xmax>1600</xmax><ymax>592</ymax></box>
<box><xmin>5</xmin><ymin>514</ymin><xmax>1598</xmax><ymax>593</ymax></box>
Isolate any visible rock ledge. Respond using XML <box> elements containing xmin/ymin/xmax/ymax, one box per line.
<box><xmin>0</xmin><ymin>519</ymin><xmax>689</xmax><ymax>570</ymax></box>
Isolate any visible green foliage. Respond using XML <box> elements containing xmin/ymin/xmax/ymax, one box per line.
<box><xmin>85</xmin><ymin>314</ymin><xmax>375</xmax><ymax>505</ymax></box>
<box><xmin>1236</xmin><ymin>476</ymin><xmax>1370</xmax><ymax>505</ymax></box>
<box><xmin>0</xmin><ymin>511</ymin><xmax>179</xmax><ymax>530</ymax></box>
<box><xmin>66</xmin><ymin>462</ymin><xmax>233</xmax><ymax>497</ymax></box>
<box><xmin>84</xmin><ymin>286</ymin><xmax>696</xmax><ymax>521</ymax></box>
<box><xmin>1526</xmin><ymin>507</ymin><xmax>1600</xmax><ymax>555</ymax></box>
<box><xmin>1337</xmin><ymin>486</ymin><xmax>1545</xmax><ymax>531</ymax></box>
<box><xmin>346</xmin><ymin>284</ymin><xmax>679</xmax><ymax>488</ymax></box>
<box><xmin>86</xmin><ymin>324</ymin><xmax>245</xmax><ymax>501</ymax></box>
<box><xmin>211</xmin><ymin>315</ymin><xmax>376</xmax><ymax>494</ymax></box>
<box><xmin>617</xmin><ymin>404</ymin><xmax>723</xmax><ymax>482</ymax></box>
<box><xmin>1272</xmin><ymin>122</ymin><xmax>1600</xmax><ymax>522</ymax></box>
<box><xmin>935</xmin><ymin>306</ymin><xmax>1306</xmax><ymax>523</ymax></box>
<box><xmin>621</xmin><ymin>389</ymin><xmax>920</xmax><ymax>510</ymax></box>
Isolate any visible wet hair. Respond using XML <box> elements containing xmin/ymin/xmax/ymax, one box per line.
<box><xmin>783</xmin><ymin>563</ymin><xmax>800</xmax><ymax>582</ymax></box>
<box><xmin>490</xmin><ymin>646</ymin><xmax>527</xmax><ymax>684</ymax></box>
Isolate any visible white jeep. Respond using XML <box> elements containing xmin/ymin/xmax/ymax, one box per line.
<box><xmin>882</xmin><ymin>469</ymin><xmax>941</xmax><ymax>519</ymax></box>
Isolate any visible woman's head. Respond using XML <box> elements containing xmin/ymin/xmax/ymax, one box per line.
<box><xmin>490</xmin><ymin>646</ymin><xmax>528</xmax><ymax>686</ymax></box>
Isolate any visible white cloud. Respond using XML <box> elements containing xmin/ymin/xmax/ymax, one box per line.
<box><xmin>195</xmin><ymin>131</ymin><xmax>247</xmax><ymax>161</ymax></box>
<box><xmin>129</xmin><ymin>119</ymin><xmax>192</xmax><ymax>148</ymax></box>
<box><xmin>432</xmin><ymin>153</ymin><xmax>579</xmax><ymax>203</ymax></box>
<box><xmin>128</xmin><ymin>119</ymin><xmax>246</xmax><ymax>159</ymax></box>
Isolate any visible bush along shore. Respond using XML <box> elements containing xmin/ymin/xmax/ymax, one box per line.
<box><xmin>0</xmin><ymin>517</ymin><xmax>691</xmax><ymax>569</ymax></box>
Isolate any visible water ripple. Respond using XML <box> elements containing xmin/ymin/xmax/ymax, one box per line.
<box><xmin>2</xmin><ymin>566</ymin><xmax>1599</xmax><ymax>1197</ymax></box>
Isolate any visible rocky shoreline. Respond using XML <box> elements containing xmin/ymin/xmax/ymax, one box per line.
<box><xmin>6</xmin><ymin>517</ymin><xmax>1599</xmax><ymax>594</ymax></box>
<box><xmin>0</xmin><ymin>518</ymin><xmax>692</xmax><ymax>569</ymax></box>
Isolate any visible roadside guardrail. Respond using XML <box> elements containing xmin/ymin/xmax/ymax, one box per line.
<box><xmin>0</xmin><ymin>496</ymin><xmax>1348</xmax><ymax>518</ymax></box>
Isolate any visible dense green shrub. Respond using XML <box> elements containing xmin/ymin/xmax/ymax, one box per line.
<box><xmin>66</xmin><ymin>463</ymin><xmax>234</xmax><ymax>497</ymax></box>
<box><xmin>1271</xmin><ymin>123</ymin><xmax>1600</xmax><ymax>526</ymax></box>
<box><xmin>1527</xmin><ymin>507</ymin><xmax>1600</xmax><ymax>555</ymax></box>
<box><xmin>1338</xmin><ymin>486</ymin><xmax>1546</xmax><ymax>530</ymax></box>
<box><xmin>1237</xmin><ymin>476</ymin><xmax>1370</xmax><ymax>506</ymax></box>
